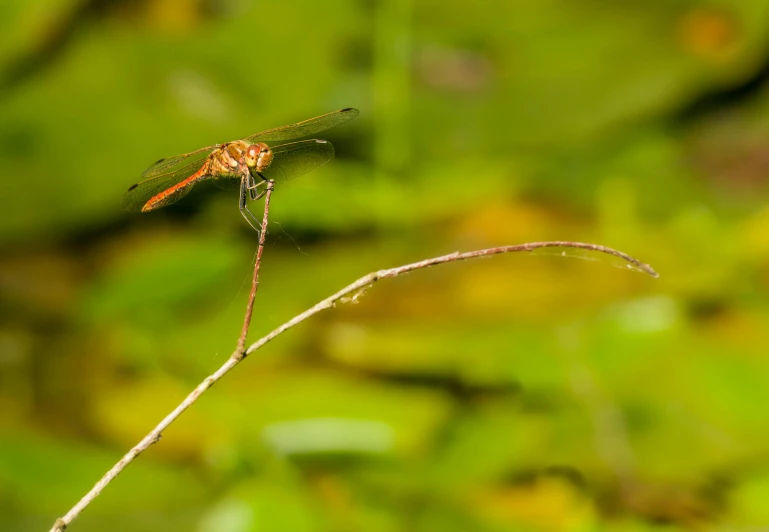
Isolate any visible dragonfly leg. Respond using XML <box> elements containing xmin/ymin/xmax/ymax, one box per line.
<box><xmin>239</xmin><ymin>177</ymin><xmax>263</xmax><ymax>234</ymax></box>
<box><xmin>246</xmin><ymin>173</ymin><xmax>263</xmax><ymax>201</ymax></box>
<box><xmin>246</xmin><ymin>173</ymin><xmax>271</xmax><ymax>201</ymax></box>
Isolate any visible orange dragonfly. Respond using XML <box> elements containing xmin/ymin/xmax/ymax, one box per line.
<box><xmin>123</xmin><ymin>108</ymin><xmax>359</xmax><ymax>231</ymax></box>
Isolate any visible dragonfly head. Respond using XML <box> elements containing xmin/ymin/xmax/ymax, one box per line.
<box><xmin>245</xmin><ymin>142</ymin><xmax>272</xmax><ymax>172</ymax></box>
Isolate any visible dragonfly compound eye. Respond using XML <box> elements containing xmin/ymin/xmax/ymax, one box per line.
<box><xmin>257</xmin><ymin>147</ymin><xmax>273</xmax><ymax>171</ymax></box>
<box><xmin>245</xmin><ymin>143</ymin><xmax>272</xmax><ymax>170</ymax></box>
<box><xmin>245</xmin><ymin>145</ymin><xmax>260</xmax><ymax>168</ymax></box>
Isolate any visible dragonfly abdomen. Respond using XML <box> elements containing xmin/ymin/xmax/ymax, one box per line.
<box><xmin>141</xmin><ymin>165</ymin><xmax>210</xmax><ymax>212</ymax></box>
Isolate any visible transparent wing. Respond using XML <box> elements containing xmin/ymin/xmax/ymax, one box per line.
<box><xmin>141</xmin><ymin>145</ymin><xmax>216</xmax><ymax>178</ymax></box>
<box><xmin>141</xmin><ymin>108</ymin><xmax>357</xmax><ymax>177</ymax></box>
<box><xmin>258</xmin><ymin>139</ymin><xmax>335</xmax><ymax>184</ymax></box>
<box><xmin>212</xmin><ymin>175</ymin><xmax>241</xmax><ymax>191</ymax></box>
<box><xmin>244</xmin><ymin>108</ymin><xmax>359</xmax><ymax>144</ymax></box>
<box><xmin>122</xmin><ymin>158</ymin><xmax>210</xmax><ymax>212</ymax></box>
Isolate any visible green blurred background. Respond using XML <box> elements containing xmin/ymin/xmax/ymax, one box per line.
<box><xmin>2</xmin><ymin>0</ymin><xmax>769</xmax><ymax>530</ymax></box>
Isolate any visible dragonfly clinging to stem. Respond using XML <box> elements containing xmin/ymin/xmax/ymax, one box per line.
<box><xmin>122</xmin><ymin>108</ymin><xmax>359</xmax><ymax>231</ymax></box>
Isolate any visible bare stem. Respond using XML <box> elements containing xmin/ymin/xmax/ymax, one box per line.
<box><xmin>49</xmin><ymin>240</ymin><xmax>656</xmax><ymax>531</ymax></box>
<box><xmin>236</xmin><ymin>181</ymin><xmax>274</xmax><ymax>355</ymax></box>
<box><xmin>50</xmin><ymin>179</ymin><xmax>274</xmax><ymax>532</ymax></box>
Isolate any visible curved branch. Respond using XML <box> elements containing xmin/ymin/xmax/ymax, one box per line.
<box><xmin>244</xmin><ymin>241</ymin><xmax>657</xmax><ymax>355</ymax></box>
<box><xmin>50</xmin><ymin>240</ymin><xmax>656</xmax><ymax>531</ymax></box>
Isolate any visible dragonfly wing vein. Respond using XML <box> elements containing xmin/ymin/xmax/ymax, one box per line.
<box><xmin>244</xmin><ymin>108</ymin><xmax>358</xmax><ymax>143</ymax></box>
<box><xmin>259</xmin><ymin>139</ymin><xmax>335</xmax><ymax>183</ymax></box>
<box><xmin>141</xmin><ymin>145</ymin><xmax>215</xmax><ymax>178</ymax></box>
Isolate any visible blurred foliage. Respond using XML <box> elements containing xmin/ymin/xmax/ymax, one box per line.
<box><xmin>2</xmin><ymin>0</ymin><xmax>769</xmax><ymax>530</ymax></box>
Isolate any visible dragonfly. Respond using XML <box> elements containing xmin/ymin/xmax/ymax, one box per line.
<box><xmin>122</xmin><ymin>108</ymin><xmax>359</xmax><ymax>231</ymax></box>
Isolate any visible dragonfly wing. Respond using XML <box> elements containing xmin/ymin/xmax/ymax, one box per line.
<box><xmin>244</xmin><ymin>108</ymin><xmax>359</xmax><ymax>144</ymax></box>
<box><xmin>142</xmin><ymin>145</ymin><xmax>215</xmax><ymax>178</ymax></box>
<box><xmin>259</xmin><ymin>140</ymin><xmax>335</xmax><ymax>183</ymax></box>
<box><xmin>122</xmin><ymin>158</ymin><xmax>210</xmax><ymax>212</ymax></box>
<box><xmin>212</xmin><ymin>175</ymin><xmax>241</xmax><ymax>191</ymax></box>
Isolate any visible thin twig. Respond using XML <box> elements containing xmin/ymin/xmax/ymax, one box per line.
<box><xmin>49</xmin><ymin>240</ymin><xmax>656</xmax><ymax>531</ymax></box>
<box><xmin>236</xmin><ymin>181</ymin><xmax>274</xmax><ymax>355</ymax></box>
<box><xmin>50</xmin><ymin>179</ymin><xmax>275</xmax><ymax>532</ymax></box>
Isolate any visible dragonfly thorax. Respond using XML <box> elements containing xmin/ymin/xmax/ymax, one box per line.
<box><xmin>210</xmin><ymin>141</ymin><xmax>272</xmax><ymax>177</ymax></box>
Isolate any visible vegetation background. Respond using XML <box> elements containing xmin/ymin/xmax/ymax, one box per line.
<box><xmin>2</xmin><ymin>1</ymin><xmax>769</xmax><ymax>530</ymax></box>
